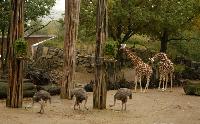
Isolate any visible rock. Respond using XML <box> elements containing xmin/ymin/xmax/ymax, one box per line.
<box><xmin>84</xmin><ymin>80</ymin><xmax>94</xmax><ymax>92</ymax></box>
<box><xmin>26</xmin><ymin>69</ymin><xmax>52</xmax><ymax>85</ymax></box>
<box><xmin>183</xmin><ymin>80</ymin><xmax>200</xmax><ymax>96</ymax></box>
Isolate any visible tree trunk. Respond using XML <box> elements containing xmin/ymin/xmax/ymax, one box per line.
<box><xmin>0</xmin><ymin>30</ymin><xmax>4</xmax><ymax>76</ymax></box>
<box><xmin>6</xmin><ymin>0</ymin><xmax>24</xmax><ymax>108</ymax></box>
<box><xmin>60</xmin><ymin>0</ymin><xmax>80</xmax><ymax>99</ymax></box>
<box><xmin>93</xmin><ymin>0</ymin><xmax>107</xmax><ymax>109</ymax></box>
<box><xmin>160</xmin><ymin>30</ymin><xmax>168</xmax><ymax>53</ymax></box>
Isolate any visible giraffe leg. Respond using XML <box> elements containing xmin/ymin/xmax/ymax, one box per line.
<box><xmin>158</xmin><ymin>75</ymin><xmax>162</xmax><ymax>90</ymax></box>
<box><xmin>161</xmin><ymin>76</ymin><xmax>165</xmax><ymax>91</ymax></box>
<box><xmin>134</xmin><ymin>76</ymin><xmax>138</xmax><ymax>92</ymax></box>
<box><xmin>170</xmin><ymin>73</ymin><xmax>173</xmax><ymax>92</ymax></box>
<box><xmin>139</xmin><ymin>77</ymin><xmax>142</xmax><ymax>92</ymax></box>
<box><xmin>165</xmin><ymin>75</ymin><xmax>168</xmax><ymax>91</ymax></box>
<box><xmin>144</xmin><ymin>76</ymin><xmax>150</xmax><ymax>93</ymax></box>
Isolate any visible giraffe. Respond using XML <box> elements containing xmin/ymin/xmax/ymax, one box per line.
<box><xmin>149</xmin><ymin>52</ymin><xmax>174</xmax><ymax>91</ymax></box>
<box><xmin>120</xmin><ymin>44</ymin><xmax>153</xmax><ymax>92</ymax></box>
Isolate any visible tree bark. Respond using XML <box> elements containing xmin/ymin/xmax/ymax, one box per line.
<box><xmin>160</xmin><ymin>30</ymin><xmax>168</xmax><ymax>53</ymax></box>
<box><xmin>93</xmin><ymin>0</ymin><xmax>107</xmax><ymax>109</ymax></box>
<box><xmin>60</xmin><ymin>0</ymin><xmax>80</xmax><ymax>99</ymax></box>
<box><xmin>6</xmin><ymin>0</ymin><xmax>25</xmax><ymax>108</ymax></box>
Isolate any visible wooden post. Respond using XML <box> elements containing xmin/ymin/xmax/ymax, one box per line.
<box><xmin>6</xmin><ymin>0</ymin><xmax>25</xmax><ymax>108</ymax></box>
<box><xmin>60</xmin><ymin>0</ymin><xmax>81</xmax><ymax>99</ymax></box>
<box><xmin>93</xmin><ymin>0</ymin><xmax>108</xmax><ymax>109</ymax></box>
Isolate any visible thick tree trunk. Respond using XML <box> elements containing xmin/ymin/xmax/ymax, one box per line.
<box><xmin>93</xmin><ymin>0</ymin><xmax>107</xmax><ymax>109</ymax></box>
<box><xmin>6</xmin><ymin>0</ymin><xmax>24</xmax><ymax>108</ymax></box>
<box><xmin>60</xmin><ymin>0</ymin><xmax>80</xmax><ymax>99</ymax></box>
<box><xmin>160</xmin><ymin>30</ymin><xmax>168</xmax><ymax>53</ymax></box>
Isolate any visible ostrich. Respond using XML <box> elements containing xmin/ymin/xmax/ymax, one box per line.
<box><xmin>25</xmin><ymin>85</ymin><xmax>51</xmax><ymax>114</ymax></box>
<box><xmin>110</xmin><ymin>88</ymin><xmax>132</xmax><ymax>111</ymax></box>
<box><xmin>71</xmin><ymin>88</ymin><xmax>88</xmax><ymax>110</ymax></box>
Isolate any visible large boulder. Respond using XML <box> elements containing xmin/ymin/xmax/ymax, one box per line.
<box><xmin>183</xmin><ymin>80</ymin><xmax>200</xmax><ymax>96</ymax></box>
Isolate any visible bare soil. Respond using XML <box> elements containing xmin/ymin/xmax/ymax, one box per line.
<box><xmin>0</xmin><ymin>88</ymin><xmax>200</xmax><ymax>124</ymax></box>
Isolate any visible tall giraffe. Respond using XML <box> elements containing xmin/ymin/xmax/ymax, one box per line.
<box><xmin>120</xmin><ymin>44</ymin><xmax>153</xmax><ymax>92</ymax></box>
<box><xmin>150</xmin><ymin>52</ymin><xmax>174</xmax><ymax>91</ymax></box>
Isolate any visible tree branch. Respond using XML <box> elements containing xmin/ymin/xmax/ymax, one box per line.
<box><xmin>168</xmin><ymin>37</ymin><xmax>200</xmax><ymax>42</ymax></box>
<box><xmin>26</xmin><ymin>21</ymin><xmax>52</xmax><ymax>37</ymax></box>
<box><xmin>25</xmin><ymin>23</ymin><xmax>38</xmax><ymax>32</ymax></box>
<box><xmin>121</xmin><ymin>29</ymin><xmax>135</xmax><ymax>43</ymax></box>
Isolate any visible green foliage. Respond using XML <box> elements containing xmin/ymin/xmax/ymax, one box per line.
<box><xmin>14</xmin><ymin>38</ymin><xmax>27</xmax><ymax>57</ymax></box>
<box><xmin>107</xmin><ymin>0</ymin><xmax>200</xmax><ymax>54</ymax></box>
<box><xmin>79</xmin><ymin>0</ymin><xmax>96</xmax><ymax>42</ymax></box>
<box><xmin>24</xmin><ymin>0</ymin><xmax>56</xmax><ymax>22</ymax></box>
<box><xmin>144</xmin><ymin>0</ymin><xmax>200</xmax><ymax>40</ymax></box>
<box><xmin>0</xmin><ymin>0</ymin><xmax>10</xmax><ymax>31</ymax></box>
<box><xmin>168</xmin><ymin>39</ymin><xmax>200</xmax><ymax>61</ymax></box>
<box><xmin>0</xmin><ymin>0</ymin><xmax>56</xmax><ymax>33</ymax></box>
<box><xmin>174</xmin><ymin>64</ymin><xmax>186</xmax><ymax>73</ymax></box>
<box><xmin>104</xmin><ymin>40</ymin><xmax>117</xmax><ymax>57</ymax></box>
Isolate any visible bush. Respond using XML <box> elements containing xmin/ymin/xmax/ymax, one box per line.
<box><xmin>14</xmin><ymin>38</ymin><xmax>28</xmax><ymax>58</ymax></box>
<box><xmin>174</xmin><ymin>64</ymin><xmax>186</xmax><ymax>73</ymax></box>
<box><xmin>104</xmin><ymin>40</ymin><xmax>117</xmax><ymax>58</ymax></box>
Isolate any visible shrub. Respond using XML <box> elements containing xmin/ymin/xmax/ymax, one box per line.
<box><xmin>104</xmin><ymin>40</ymin><xmax>117</xmax><ymax>58</ymax></box>
<box><xmin>14</xmin><ymin>38</ymin><xmax>27</xmax><ymax>58</ymax></box>
<box><xmin>174</xmin><ymin>64</ymin><xmax>185</xmax><ymax>73</ymax></box>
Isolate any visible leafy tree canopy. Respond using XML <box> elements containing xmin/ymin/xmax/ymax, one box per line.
<box><xmin>108</xmin><ymin>0</ymin><xmax>200</xmax><ymax>52</ymax></box>
<box><xmin>25</xmin><ymin>0</ymin><xmax>56</xmax><ymax>22</ymax></box>
<box><xmin>0</xmin><ymin>0</ymin><xmax>56</xmax><ymax>32</ymax></box>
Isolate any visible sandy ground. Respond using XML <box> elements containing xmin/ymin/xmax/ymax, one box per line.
<box><xmin>0</xmin><ymin>88</ymin><xmax>200</xmax><ymax>124</ymax></box>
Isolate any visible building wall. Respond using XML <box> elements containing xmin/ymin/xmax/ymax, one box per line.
<box><xmin>0</xmin><ymin>35</ymin><xmax>54</xmax><ymax>55</ymax></box>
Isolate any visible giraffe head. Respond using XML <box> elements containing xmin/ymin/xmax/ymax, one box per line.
<box><xmin>120</xmin><ymin>44</ymin><xmax>126</xmax><ymax>50</ymax></box>
<box><xmin>149</xmin><ymin>57</ymin><xmax>154</xmax><ymax>63</ymax></box>
<box><xmin>151</xmin><ymin>52</ymin><xmax>168</xmax><ymax>63</ymax></box>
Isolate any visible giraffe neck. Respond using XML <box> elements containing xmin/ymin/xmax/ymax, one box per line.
<box><xmin>123</xmin><ymin>48</ymin><xmax>143</xmax><ymax>65</ymax></box>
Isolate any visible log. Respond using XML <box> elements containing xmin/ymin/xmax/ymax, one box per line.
<box><xmin>0</xmin><ymin>82</ymin><xmax>60</xmax><ymax>99</ymax></box>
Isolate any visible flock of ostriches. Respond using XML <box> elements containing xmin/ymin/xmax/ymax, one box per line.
<box><xmin>26</xmin><ymin>44</ymin><xmax>174</xmax><ymax>113</ymax></box>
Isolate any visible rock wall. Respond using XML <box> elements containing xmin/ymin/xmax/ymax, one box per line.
<box><xmin>29</xmin><ymin>45</ymin><xmax>200</xmax><ymax>86</ymax></box>
<box><xmin>175</xmin><ymin>56</ymin><xmax>200</xmax><ymax>80</ymax></box>
<box><xmin>27</xmin><ymin>45</ymin><xmax>96</xmax><ymax>85</ymax></box>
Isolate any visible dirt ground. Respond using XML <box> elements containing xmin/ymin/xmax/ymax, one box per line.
<box><xmin>0</xmin><ymin>88</ymin><xmax>200</xmax><ymax>124</ymax></box>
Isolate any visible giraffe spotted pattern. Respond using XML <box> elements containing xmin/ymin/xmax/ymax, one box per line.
<box><xmin>120</xmin><ymin>44</ymin><xmax>153</xmax><ymax>92</ymax></box>
<box><xmin>150</xmin><ymin>52</ymin><xmax>174</xmax><ymax>91</ymax></box>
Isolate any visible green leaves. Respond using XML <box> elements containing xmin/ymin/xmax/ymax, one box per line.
<box><xmin>25</xmin><ymin>0</ymin><xmax>56</xmax><ymax>22</ymax></box>
<box><xmin>104</xmin><ymin>41</ymin><xmax>117</xmax><ymax>57</ymax></box>
<box><xmin>0</xmin><ymin>0</ymin><xmax>56</xmax><ymax>32</ymax></box>
<box><xmin>14</xmin><ymin>38</ymin><xmax>27</xmax><ymax>58</ymax></box>
<box><xmin>108</xmin><ymin>0</ymin><xmax>200</xmax><ymax>42</ymax></box>
<box><xmin>0</xmin><ymin>0</ymin><xmax>10</xmax><ymax>30</ymax></box>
